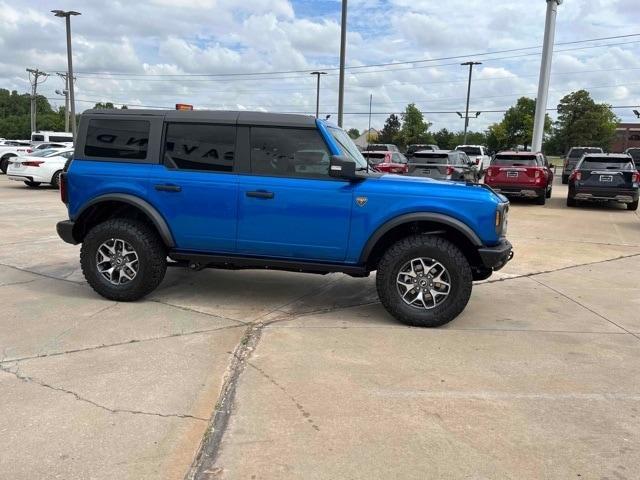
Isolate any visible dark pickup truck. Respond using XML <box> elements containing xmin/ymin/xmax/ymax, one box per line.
<box><xmin>567</xmin><ymin>153</ymin><xmax>639</xmax><ymax>210</ymax></box>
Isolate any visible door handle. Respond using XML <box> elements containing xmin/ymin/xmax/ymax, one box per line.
<box><xmin>246</xmin><ymin>190</ymin><xmax>274</xmax><ymax>199</ymax></box>
<box><xmin>155</xmin><ymin>184</ymin><xmax>182</xmax><ymax>192</ymax></box>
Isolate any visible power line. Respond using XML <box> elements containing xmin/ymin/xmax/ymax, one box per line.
<box><xmin>56</xmin><ymin>33</ymin><xmax>640</xmax><ymax>80</ymax></box>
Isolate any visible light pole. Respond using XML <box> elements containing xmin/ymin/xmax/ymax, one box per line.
<box><xmin>461</xmin><ymin>61</ymin><xmax>482</xmax><ymax>145</ymax></box>
<box><xmin>310</xmin><ymin>72</ymin><xmax>327</xmax><ymax>118</ymax></box>
<box><xmin>531</xmin><ymin>0</ymin><xmax>562</xmax><ymax>153</ymax></box>
<box><xmin>337</xmin><ymin>0</ymin><xmax>348</xmax><ymax>127</ymax></box>
<box><xmin>52</xmin><ymin>10</ymin><xmax>81</xmax><ymax>140</ymax></box>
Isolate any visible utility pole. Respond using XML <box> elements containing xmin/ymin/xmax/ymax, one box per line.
<box><xmin>52</xmin><ymin>10</ymin><xmax>81</xmax><ymax>140</ymax></box>
<box><xmin>337</xmin><ymin>0</ymin><xmax>348</xmax><ymax>127</ymax></box>
<box><xmin>460</xmin><ymin>61</ymin><xmax>482</xmax><ymax>145</ymax></box>
<box><xmin>26</xmin><ymin>68</ymin><xmax>49</xmax><ymax>134</ymax></box>
<box><xmin>310</xmin><ymin>71</ymin><xmax>327</xmax><ymax>118</ymax></box>
<box><xmin>532</xmin><ymin>0</ymin><xmax>563</xmax><ymax>153</ymax></box>
<box><xmin>56</xmin><ymin>72</ymin><xmax>71</xmax><ymax>132</ymax></box>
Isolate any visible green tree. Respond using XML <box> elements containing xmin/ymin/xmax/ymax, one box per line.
<box><xmin>502</xmin><ymin>97</ymin><xmax>551</xmax><ymax>149</ymax></box>
<box><xmin>399</xmin><ymin>104</ymin><xmax>432</xmax><ymax>147</ymax></box>
<box><xmin>433</xmin><ymin>128</ymin><xmax>456</xmax><ymax>150</ymax></box>
<box><xmin>0</xmin><ymin>88</ymin><xmax>62</xmax><ymax>139</ymax></box>
<box><xmin>550</xmin><ymin>90</ymin><xmax>618</xmax><ymax>154</ymax></box>
<box><xmin>486</xmin><ymin>122</ymin><xmax>508</xmax><ymax>152</ymax></box>
<box><xmin>347</xmin><ymin>128</ymin><xmax>360</xmax><ymax>139</ymax></box>
<box><xmin>378</xmin><ymin>114</ymin><xmax>401</xmax><ymax>144</ymax></box>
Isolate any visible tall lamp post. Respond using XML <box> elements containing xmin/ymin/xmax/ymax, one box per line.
<box><xmin>310</xmin><ymin>72</ymin><xmax>327</xmax><ymax>118</ymax></box>
<box><xmin>461</xmin><ymin>61</ymin><xmax>482</xmax><ymax>145</ymax></box>
<box><xmin>337</xmin><ymin>0</ymin><xmax>348</xmax><ymax>127</ymax></box>
<box><xmin>51</xmin><ymin>10</ymin><xmax>81</xmax><ymax>140</ymax></box>
<box><xmin>531</xmin><ymin>0</ymin><xmax>562</xmax><ymax>153</ymax></box>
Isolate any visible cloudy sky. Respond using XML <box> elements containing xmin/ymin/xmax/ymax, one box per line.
<box><xmin>1</xmin><ymin>0</ymin><xmax>639</xmax><ymax>133</ymax></box>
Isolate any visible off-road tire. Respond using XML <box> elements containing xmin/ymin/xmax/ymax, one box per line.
<box><xmin>24</xmin><ymin>181</ymin><xmax>41</xmax><ymax>187</ymax></box>
<box><xmin>561</xmin><ymin>175</ymin><xmax>569</xmax><ymax>185</ymax></box>
<box><xmin>50</xmin><ymin>170</ymin><xmax>62</xmax><ymax>189</ymax></box>
<box><xmin>628</xmin><ymin>200</ymin><xmax>638</xmax><ymax>211</ymax></box>
<box><xmin>376</xmin><ymin>235</ymin><xmax>473</xmax><ymax>327</ymax></box>
<box><xmin>80</xmin><ymin>218</ymin><xmax>167</xmax><ymax>301</ymax></box>
<box><xmin>567</xmin><ymin>195</ymin><xmax>577</xmax><ymax>207</ymax></box>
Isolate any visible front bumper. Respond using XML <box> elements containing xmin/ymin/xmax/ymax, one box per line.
<box><xmin>478</xmin><ymin>239</ymin><xmax>513</xmax><ymax>271</ymax></box>
<box><xmin>56</xmin><ymin>220</ymin><xmax>78</xmax><ymax>245</ymax></box>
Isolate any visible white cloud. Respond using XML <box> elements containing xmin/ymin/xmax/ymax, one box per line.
<box><xmin>0</xmin><ymin>0</ymin><xmax>638</xmax><ymax>133</ymax></box>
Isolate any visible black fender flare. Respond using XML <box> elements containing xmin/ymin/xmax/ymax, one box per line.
<box><xmin>73</xmin><ymin>193</ymin><xmax>175</xmax><ymax>247</ymax></box>
<box><xmin>359</xmin><ymin>212</ymin><xmax>483</xmax><ymax>264</ymax></box>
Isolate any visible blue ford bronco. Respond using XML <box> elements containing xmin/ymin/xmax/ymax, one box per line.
<box><xmin>56</xmin><ymin>110</ymin><xmax>512</xmax><ymax>327</ymax></box>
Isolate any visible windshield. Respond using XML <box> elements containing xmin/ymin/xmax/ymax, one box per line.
<box><xmin>328</xmin><ymin>127</ymin><xmax>369</xmax><ymax>170</ymax></box>
<box><xmin>569</xmin><ymin>148</ymin><xmax>602</xmax><ymax>158</ymax></box>
<box><xmin>492</xmin><ymin>155</ymin><xmax>538</xmax><ymax>166</ymax></box>
<box><xmin>363</xmin><ymin>152</ymin><xmax>387</xmax><ymax>165</ymax></box>
<box><xmin>580</xmin><ymin>157</ymin><xmax>634</xmax><ymax>170</ymax></box>
<box><xmin>411</xmin><ymin>153</ymin><xmax>448</xmax><ymax>164</ymax></box>
<box><xmin>456</xmin><ymin>146</ymin><xmax>482</xmax><ymax>156</ymax></box>
<box><xmin>29</xmin><ymin>149</ymin><xmax>62</xmax><ymax>157</ymax></box>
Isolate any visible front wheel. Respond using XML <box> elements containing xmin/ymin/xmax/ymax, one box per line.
<box><xmin>546</xmin><ymin>185</ymin><xmax>553</xmax><ymax>199</ymax></box>
<box><xmin>0</xmin><ymin>156</ymin><xmax>12</xmax><ymax>174</ymax></box>
<box><xmin>80</xmin><ymin>218</ymin><xmax>167</xmax><ymax>301</ymax></box>
<box><xmin>376</xmin><ymin>235</ymin><xmax>473</xmax><ymax>327</ymax></box>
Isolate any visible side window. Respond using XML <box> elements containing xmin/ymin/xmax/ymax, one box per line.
<box><xmin>50</xmin><ymin>135</ymin><xmax>73</xmax><ymax>143</ymax></box>
<box><xmin>392</xmin><ymin>153</ymin><xmax>402</xmax><ymax>163</ymax></box>
<box><xmin>164</xmin><ymin>123</ymin><xmax>235</xmax><ymax>172</ymax></box>
<box><xmin>84</xmin><ymin>119</ymin><xmax>149</xmax><ymax>160</ymax></box>
<box><xmin>250</xmin><ymin>127</ymin><xmax>331</xmax><ymax>178</ymax></box>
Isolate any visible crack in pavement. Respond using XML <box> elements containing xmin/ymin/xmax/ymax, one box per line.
<box><xmin>186</xmin><ymin>323</ymin><xmax>263</xmax><ymax>480</ymax></box>
<box><xmin>481</xmin><ymin>252</ymin><xmax>640</xmax><ymax>285</ymax></box>
<box><xmin>0</xmin><ymin>279</ymin><xmax>37</xmax><ymax>288</ymax></box>
<box><xmin>0</xmin><ymin>261</ymin><xmax>83</xmax><ymax>285</ymax></box>
<box><xmin>0</xmin><ymin>323</ymin><xmax>246</xmax><ymax>364</ymax></box>
<box><xmin>0</xmin><ymin>363</ymin><xmax>208</xmax><ymax>421</ymax></box>
<box><xmin>35</xmin><ymin>302</ymin><xmax>120</xmax><ymax>356</ymax></box>
<box><xmin>529</xmin><ymin>277</ymin><xmax>640</xmax><ymax>342</ymax></box>
<box><xmin>246</xmin><ymin>360</ymin><xmax>320</xmax><ymax>432</ymax></box>
<box><xmin>149</xmin><ymin>299</ymin><xmax>247</xmax><ymax>326</ymax></box>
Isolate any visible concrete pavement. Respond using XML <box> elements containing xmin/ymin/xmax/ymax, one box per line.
<box><xmin>0</xmin><ymin>175</ymin><xmax>639</xmax><ymax>479</ymax></box>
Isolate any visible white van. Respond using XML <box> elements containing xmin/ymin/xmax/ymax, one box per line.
<box><xmin>31</xmin><ymin>131</ymin><xmax>74</xmax><ymax>145</ymax></box>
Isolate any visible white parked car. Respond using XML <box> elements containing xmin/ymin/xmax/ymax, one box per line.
<box><xmin>454</xmin><ymin>145</ymin><xmax>491</xmax><ymax>175</ymax></box>
<box><xmin>7</xmin><ymin>148</ymin><xmax>73</xmax><ymax>188</ymax></box>
<box><xmin>0</xmin><ymin>141</ymin><xmax>33</xmax><ymax>174</ymax></box>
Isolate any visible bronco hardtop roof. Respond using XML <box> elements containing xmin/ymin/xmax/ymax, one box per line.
<box><xmin>81</xmin><ymin>109</ymin><xmax>318</xmax><ymax>128</ymax></box>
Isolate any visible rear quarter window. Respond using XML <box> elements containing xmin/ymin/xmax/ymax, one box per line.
<box><xmin>84</xmin><ymin>119</ymin><xmax>150</xmax><ymax>160</ymax></box>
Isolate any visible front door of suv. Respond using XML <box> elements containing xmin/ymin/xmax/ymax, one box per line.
<box><xmin>236</xmin><ymin>126</ymin><xmax>354</xmax><ymax>262</ymax></box>
<box><xmin>148</xmin><ymin>122</ymin><xmax>239</xmax><ymax>252</ymax></box>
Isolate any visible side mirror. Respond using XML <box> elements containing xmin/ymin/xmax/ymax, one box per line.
<box><xmin>329</xmin><ymin>155</ymin><xmax>360</xmax><ymax>181</ymax></box>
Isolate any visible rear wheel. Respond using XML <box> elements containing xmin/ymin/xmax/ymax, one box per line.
<box><xmin>628</xmin><ymin>200</ymin><xmax>638</xmax><ymax>211</ymax></box>
<box><xmin>50</xmin><ymin>170</ymin><xmax>62</xmax><ymax>189</ymax></box>
<box><xmin>561</xmin><ymin>175</ymin><xmax>569</xmax><ymax>185</ymax></box>
<box><xmin>0</xmin><ymin>155</ymin><xmax>13</xmax><ymax>174</ymax></box>
<box><xmin>567</xmin><ymin>195</ymin><xmax>577</xmax><ymax>207</ymax></box>
<box><xmin>24</xmin><ymin>181</ymin><xmax>41</xmax><ymax>188</ymax></box>
<box><xmin>546</xmin><ymin>185</ymin><xmax>553</xmax><ymax>198</ymax></box>
<box><xmin>80</xmin><ymin>218</ymin><xmax>167</xmax><ymax>301</ymax></box>
<box><xmin>376</xmin><ymin>235</ymin><xmax>473</xmax><ymax>328</ymax></box>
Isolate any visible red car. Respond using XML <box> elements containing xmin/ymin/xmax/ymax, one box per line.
<box><xmin>484</xmin><ymin>151</ymin><xmax>554</xmax><ymax>205</ymax></box>
<box><xmin>363</xmin><ymin>151</ymin><xmax>408</xmax><ymax>174</ymax></box>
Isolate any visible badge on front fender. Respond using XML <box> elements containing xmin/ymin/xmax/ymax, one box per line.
<box><xmin>356</xmin><ymin>196</ymin><xmax>368</xmax><ymax>207</ymax></box>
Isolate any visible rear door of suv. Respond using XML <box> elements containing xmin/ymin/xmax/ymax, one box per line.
<box><xmin>235</xmin><ymin>124</ymin><xmax>353</xmax><ymax>262</ymax></box>
<box><xmin>148</xmin><ymin>115</ymin><xmax>239</xmax><ymax>252</ymax></box>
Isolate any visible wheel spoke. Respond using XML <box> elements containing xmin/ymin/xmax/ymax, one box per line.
<box><xmin>396</xmin><ymin>256</ymin><xmax>452</xmax><ymax>311</ymax></box>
